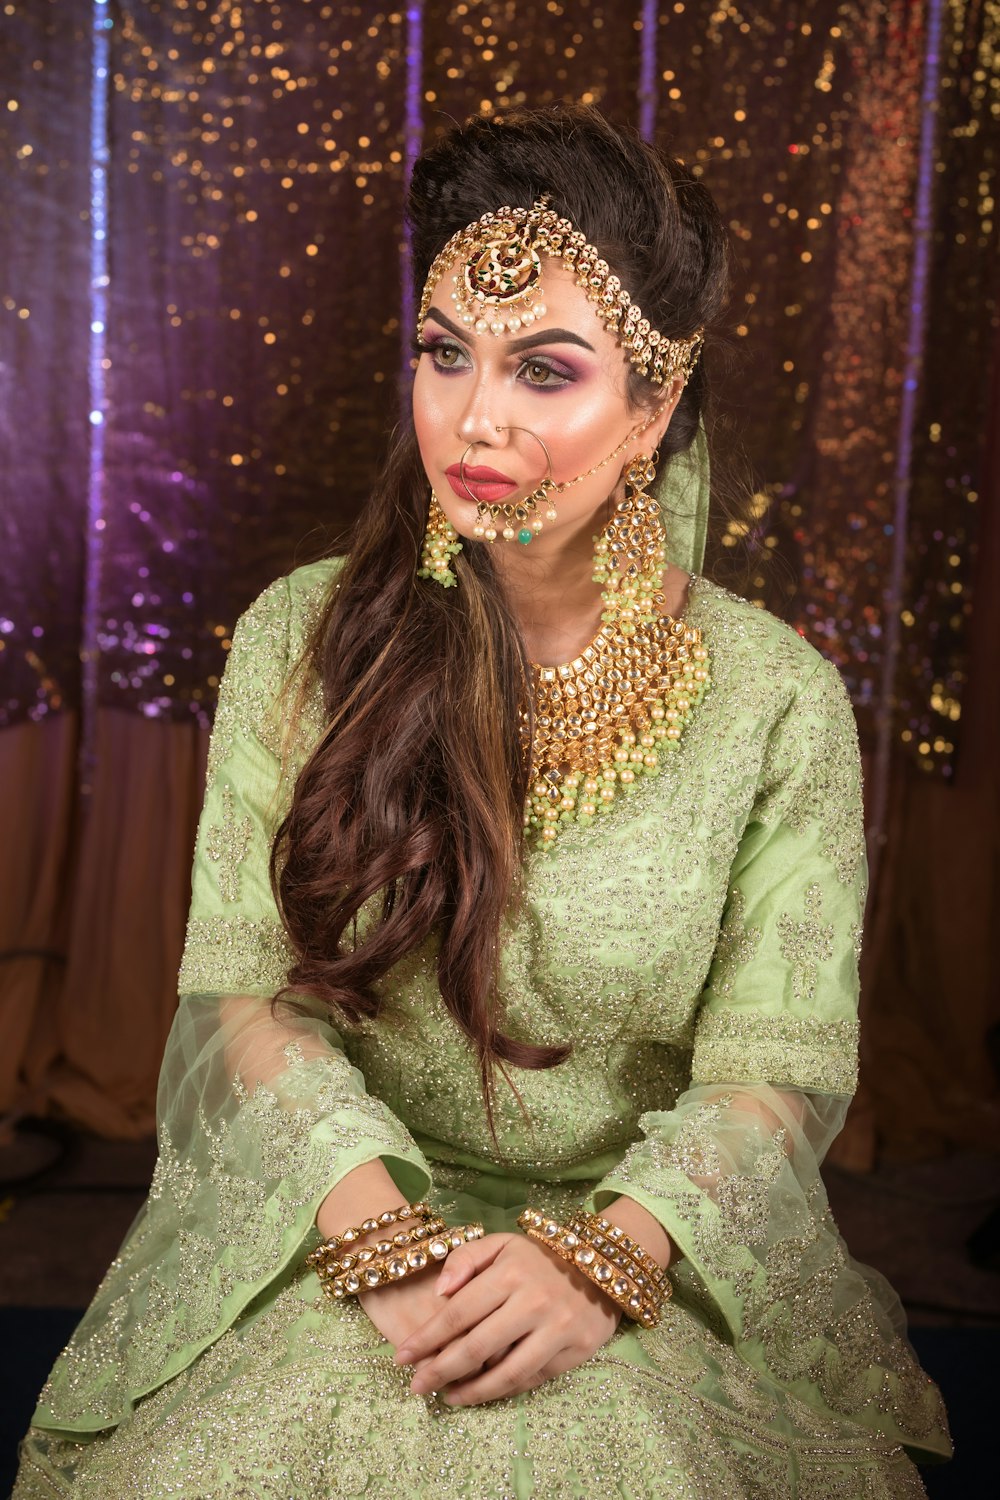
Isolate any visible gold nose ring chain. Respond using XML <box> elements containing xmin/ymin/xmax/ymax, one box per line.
<box><xmin>459</xmin><ymin>427</ymin><xmax>557</xmax><ymax>543</ymax></box>
<box><xmin>458</xmin><ymin>405</ymin><xmax>666</xmax><ymax>545</ymax></box>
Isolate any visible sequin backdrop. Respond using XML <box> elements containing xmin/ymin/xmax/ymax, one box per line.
<box><xmin>1</xmin><ymin>0</ymin><xmax>998</xmax><ymax>786</ymax></box>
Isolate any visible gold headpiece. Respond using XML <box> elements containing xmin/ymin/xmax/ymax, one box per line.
<box><xmin>417</xmin><ymin>195</ymin><xmax>704</xmax><ymax>388</ymax></box>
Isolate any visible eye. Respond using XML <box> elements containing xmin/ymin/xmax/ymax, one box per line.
<box><xmin>521</xmin><ymin>358</ymin><xmax>569</xmax><ymax>389</ymax></box>
<box><xmin>410</xmin><ymin>336</ymin><xmax>466</xmax><ymax>371</ymax></box>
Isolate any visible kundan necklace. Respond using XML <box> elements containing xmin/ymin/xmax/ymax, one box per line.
<box><xmin>524</xmin><ymin>455</ymin><xmax>711</xmax><ymax>849</ymax></box>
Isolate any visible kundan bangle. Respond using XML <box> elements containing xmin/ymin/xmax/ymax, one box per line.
<box><xmin>311</xmin><ymin>1217</ymin><xmax>448</xmax><ymax>1279</ymax></box>
<box><xmin>517</xmin><ymin>1207</ymin><xmax>667</xmax><ymax>1327</ymax></box>
<box><xmin>306</xmin><ymin>1199</ymin><xmax>432</xmax><ymax>1264</ymax></box>
<box><xmin>320</xmin><ymin>1222</ymin><xmax>486</xmax><ymax>1301</ymax></box>
<box><xmin>565</xmin><ymin>1210</ymin><xmax>672</xmax><ymax>1298</ymax></box>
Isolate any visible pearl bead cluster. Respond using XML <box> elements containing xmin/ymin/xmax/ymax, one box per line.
<box><xmin>472</xmin><ymin>475</ymin><xmax>559</xmax><ymax>545</ymax></box>
<box><xmin>417</xmin><ymin>491</ymin><xmax>464</xmax><ymax>586</ymax></box>
<box><xmin>457</xmin><ymin>273</ymin><xmax>547</xmax><ymax>338</ymax></box>
<box><xmin>417</xmin><ymin>197</ymin><xmax>704</xmax><ymax>388</ymax></box>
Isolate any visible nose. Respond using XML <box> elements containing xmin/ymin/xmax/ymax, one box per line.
<box><xmin>454</xmin><ymin>373</ymin><xmax>510</xmax><ymax>454</ymax></box>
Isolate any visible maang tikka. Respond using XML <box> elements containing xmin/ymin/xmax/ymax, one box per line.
<box><xmin>416</xmin><ymin>195</ymin><xmax>704</xmax><ymax>387</ymax></box>
<box><xmin>415</xmin><ymin>193</ymin><xmax>704</xmax><ymax>580</ymax></box>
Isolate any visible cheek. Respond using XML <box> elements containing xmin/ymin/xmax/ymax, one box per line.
<box><xmin>411</xmin><ymin>368</ymin><xmax>444</xmax><ymax>460</ymax></box>
<box><xmin>543</xmin><ymin>387</ymin><xmax>627</xmax><ymax>483</ymax></box>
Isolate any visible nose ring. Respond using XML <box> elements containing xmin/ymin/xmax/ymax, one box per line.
<box><xmin>459</xmin><ymin>427</ymin><xmax>558</xmax><ymax>544</ymax></box>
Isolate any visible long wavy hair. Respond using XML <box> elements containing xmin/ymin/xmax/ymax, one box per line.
<box><xmin>269</xmin><ymin>104</ymin><xmax>732</xmax><ymax>1144</ymax></box>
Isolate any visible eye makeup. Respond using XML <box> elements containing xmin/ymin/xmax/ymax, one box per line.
<box><xmin>410</xmin><ymin>334</ymin><xmax>578</xmax><ymax>390</ymax></box>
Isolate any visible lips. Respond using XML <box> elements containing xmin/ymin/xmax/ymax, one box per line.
<box><xmin>444</xmin><ymin>462</ymin><xmax>518</xmax><ymax>504</ymax></box>
<box><xmin>445</xmin><ymin>464</ymin><xmax>515</xmax><ymax>483</ymax></box>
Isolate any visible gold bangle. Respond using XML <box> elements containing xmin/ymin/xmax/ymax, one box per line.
<box><xmin>314</xmin><ymin>1217</ymin><xmax>448</xmax><ymax>1278</ymax></box>
<box><xmin>520</xmin><ymin>1216</ymin><xmax>659</xmax><ymax>1327</ymax></box>
<box><xmin>324</xmin><ymin>1222</ymin><xmax>485</xmax><ymax>1301</ymax></box>
<box><xmin>566</xmin><ymin>1214</ymin><xmax>671</xmax><ymax>1319</ymax></box>
<box><xmin>518</xmin><ymin>1208</ymin><xmax>662</xmax><ymax>1327</ymax></box>
<box><xmin>565</xmin><ymin>1211</ymin><xmax>672</xmax><ymax>1299</ymax></box>
<box><xmin>306</xmin><ymin>1199</ymin><xmax>432</xmax><ymax>1266</ymax></box>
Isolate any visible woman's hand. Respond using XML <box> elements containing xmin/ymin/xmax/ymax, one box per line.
<box><xmin>358</xmin><ymin>1260</ymin><xmax>457</xmax><ymax>1354</ymax></box>
<box><xmin>388</xmin><ymin>1231</ymin><xmax>623</xmax><ymax>1407</ymax></box>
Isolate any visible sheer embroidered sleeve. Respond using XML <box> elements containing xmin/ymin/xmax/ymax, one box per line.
<box><xmin>33</xmin><ymin>571</ymin><xmax>433</xmax><ymax>1435</ymax></box>
<box><xmin>581</xmin><ymin>655</ymin><xmax>948</xmax><ymax>1455</ymax></box>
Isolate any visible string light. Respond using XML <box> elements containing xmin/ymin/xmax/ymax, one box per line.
<box><xmin>79</xmin><ymin>0</ymin><xmax>112</xmax><ymax>800</ymax></box>
<box><xmin>1</xmin><ymin>1</ymin><xmax>994</xmax><ymax>792</ymax></box>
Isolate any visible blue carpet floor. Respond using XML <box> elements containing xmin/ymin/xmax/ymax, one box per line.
<box><xmin>0</xmin><ymin>1310</ymin><xmax>989</xmax><ymax>1496</ymax></box>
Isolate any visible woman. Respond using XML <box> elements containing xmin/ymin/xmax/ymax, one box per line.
<box><xmin>14</xmin><ymin>103</ymin><xmax>949</xmax><ymax>1498</ymax></box>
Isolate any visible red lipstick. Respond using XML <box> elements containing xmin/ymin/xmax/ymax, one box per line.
<box><xmin>444</xmin><ymin>461</ymin><xmax>518</xmax><ymax>505</ymax></box>
<box><xmin>445</xmin><ymin>463</ymin><xmax>515</xmax><ymax>483</ymax></box>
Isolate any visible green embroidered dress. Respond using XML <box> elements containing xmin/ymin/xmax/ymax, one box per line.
<box><xmin>13</xmin><ymin>557</ymin><xmax>950</xmax><ymax>1499</ymax></box>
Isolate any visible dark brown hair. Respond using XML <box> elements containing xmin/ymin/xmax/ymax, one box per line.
<box><xmin>270</xmin><ymin>104</ymin><xmax>732</xmax><ymax>1144</ymax></box>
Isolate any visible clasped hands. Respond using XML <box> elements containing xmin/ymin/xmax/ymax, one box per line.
<box><xmin>360</xmin><ymin>1230</ymin><xmax>622</xmax><ymax>1408</ymax></box>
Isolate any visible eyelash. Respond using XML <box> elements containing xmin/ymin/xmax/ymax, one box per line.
<box><xmin>409</xmin><ymin>336</ymin><xmax>574</xmax><ymax>390</ymax></box>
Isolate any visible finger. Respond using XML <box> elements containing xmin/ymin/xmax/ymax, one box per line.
<box><xmin>409</xmin><ymin>1305</ymin><xmax>537</xmax><ymax>1395</ymax></box>
<box><xmin>393</xmin><ymin>1265</ymin><xmax>509</xmax><ymax>1366</ymax></box>
<box><xmin>433</xmin><ymin>1232</ymin><xmax>511</xmax><ymax>1298</ymax></box>
<box><xmin>408</xmin><ymin>1343</ymin><xmax>506</xmax><ymax>1384</ymax></box>
<box><xmin>441</xmin><ymin>1332</ymin><xmax>566</xmax><ymax>1407</ymax></box>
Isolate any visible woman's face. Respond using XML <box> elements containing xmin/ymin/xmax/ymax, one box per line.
<box><xmin>411</xmin><ymin>254</ymin><xmax>680</xmax><ymax>554</ymax></box>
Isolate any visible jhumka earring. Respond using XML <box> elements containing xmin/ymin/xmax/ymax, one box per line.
<box><xmin>463</xmin><ymin>427</ymin><xmax>558</xmax><ymax>544</ymax></box>
<box><xmin>417</xmin><ymin>492</ymin><xmax>463</xmax><ymax>587</ymax></box>
<box><xmin>591</xmin><ymin>450</ymin><xmax>666</xmax><ymax>635</ymax></box>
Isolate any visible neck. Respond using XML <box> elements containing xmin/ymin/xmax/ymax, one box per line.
<box><xmin>490</xmin><ymin>487</ymin><xmax>620</xmax><ymax>667</ymax></box>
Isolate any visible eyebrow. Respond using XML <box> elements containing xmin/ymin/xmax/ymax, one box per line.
<box><xmin>425</xmin><ymin>305</ymin><xmax>596</xmax><ymax>354</ymax></box>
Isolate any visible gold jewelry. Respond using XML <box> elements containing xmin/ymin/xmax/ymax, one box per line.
<box><xmin>305</xmin><ymin>1199</ymin><xmax>432</xmax><ymax>1262</ymax></box>
<box><xmin>418</xmin><ymin>405</ymin><xmax>667</xmax><ymax>588</ymax></box>
<box><xmin>418</xmin><ymin>492</ymin><xmax>463</xmax><ymax>585</ymax></box>
<box><xmin>418</xmin><ymin>197</ymin><xmax>704</xmax><ymax>388</ymax></box>
<box><xmin>565</xmin><ymin>1211</ymin><xmax>672</xmax><ymax>1300</ymax></box>
<box><xmin>312</xmin><ymin>1218</ymin><xmax>448</xmax><ymax>1278</ymax></box>
<box><xmin>592</xmin><ymin>452</ymin><xmax>666</xmax><ymax>634</ymax></box>
<box><xmin>525</xmin><ymin>451</ymin><xmax>711</xmax><ymax>846</ymax></box>
<box><xmin>321</xmin><ymin>1222</ymin><xmax>486</xmax><ymax>1301</ymax></box>
<box><xmin>517</xmin><ymin>1208</ymin><xmax>664</xmax><ymax>1327</ymax></box>
<box><xmin>461</xmin><ymin>428</ymin><xmax>558</xmax><ymax>544</ymax></box>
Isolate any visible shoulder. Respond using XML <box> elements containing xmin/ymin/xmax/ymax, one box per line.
<box><xmin>689</xmin><ymin>575</ymin><xmax>854</xmax><ymax>729</ymax></box>
<box><xmin>231</xmin><ymin>555</ymin><xmax>346</xmax><ymax>659</ymax></box>
<box><xmin>238</xmin><ymin>554</ymin><xmax>346</xmax><ymax>630</ymax></box>
<box><xmin>216</xmin><ymin>557</ymin><xmax>345</xmax><ymax>763</ymax></box>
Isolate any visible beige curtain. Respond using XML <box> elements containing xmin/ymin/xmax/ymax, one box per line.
<box><xmin>0</xmin><ymin>711</ymin><xmax>207</xmax><ymax>1137</ymax></box>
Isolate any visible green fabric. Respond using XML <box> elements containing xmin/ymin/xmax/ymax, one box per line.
<box><xmin>656</xmin><ymin>418</ymin><xmax>711</xmax><ymax>574</ymax></box>
<box><xmin>14</xmin><ymin>558</ymin><xmax>950</xmax><ymax>1500</ymax></box>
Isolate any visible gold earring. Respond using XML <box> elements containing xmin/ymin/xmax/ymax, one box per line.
<box><xmin>591</xmin><ymin>452</ymin><xmax>666</xmax><ymax>635</ymax></box>
<box><xmin>417</xmin><ymin>491</ymin><xmax>463</xmax><ymax>587</ymax></box>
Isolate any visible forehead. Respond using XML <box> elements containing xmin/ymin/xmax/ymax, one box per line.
<box><xmin>426</xmin><ymin>250</ymin><xmax>619</xmax><ymax>351</ymax></box>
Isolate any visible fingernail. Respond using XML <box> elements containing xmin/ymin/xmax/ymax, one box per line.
<box><xmin>435</xmin><ymin>1276</ymin><xmax>451</xmax><ymax>1295</ymax></box>
<box><xmin>395</xmin><ymin>1347</ymin><xmax>413</xmax><ymax>1363</ymax></box>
